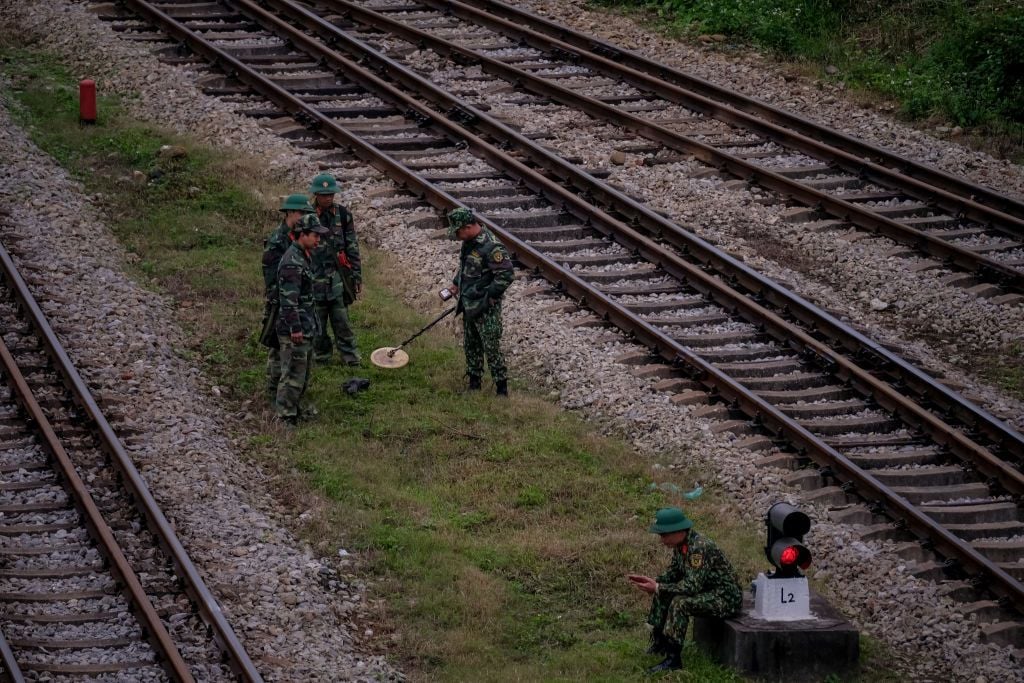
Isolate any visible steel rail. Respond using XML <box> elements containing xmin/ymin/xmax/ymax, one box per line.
<box><xmin>267</xmin><ymin>0</ymin><xmax>1024</xmax><ymax>462</ymax></box>
<box><xmin>329</xmin><ymin>0</ymin><xmax>1024</xmax><ymax>293</ymax></box>
<box><xmin>441</xmin><ymin>0</ymin><xmax>1024</xmax><ymax>228</ymax></box>
<box><xmin>0</xmin><ymin>290</ymin><xmax>193</xmax><ymax>681</ymax></box>
<box><xmin>0</xmin><ymin>241</ymin><xmax>263</xmax><ymax>683</ymax></box>
<box><xmin>0</xmin><ymin>630</ymin><xmax>24</xmax><ymax>683</ymax></box>
<box><xmin>125</xmin><ymin>0</ymin><xmax>1024</xmax><ymax>610</ymax></box>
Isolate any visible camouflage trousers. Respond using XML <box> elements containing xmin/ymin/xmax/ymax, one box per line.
<box><xmin>647</xmin><ymin>589</ymin><xmax>741</xmax><ymax>645</ymax></box>
<box><xmin>314</xmin><ymin>299</ymin><xmax>359</xmax><ymax>364</ymax></box>
<box><xmin>274</xmin><ymin>337</ymin><xmax>313</xmax><ymax>418</ymax></box>
<box><xmin>266</xmin><ymin>347</ymin><xmax>281</xmax><ymax>403</ymax></box>
<box><xmin>463</xmin><ymin>302</ymin><xmax>506</xmax><ymax>383</ymax></box>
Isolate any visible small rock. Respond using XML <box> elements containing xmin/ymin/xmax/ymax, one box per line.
<box><xmin>130</xmin><ymin>170</ymin><xmax>147</xmax><ymax>186</ymax></box>
<box><xmin>710</xmin><ymin>34</ymin><xmax>726</xmax><ymax>43</ymax></box>
<box><xmin>825</xmin><ymin>65</ymin><xmax>839</xmax><ymax>75</ymax></box>
<box><xmin>950</xmin><ymin>126</ymin><xmax>964</xmax><ymax>137</ymax></box>
<box><xmin>609</xmin><ymin>149</ymin><xmax>628</xmax><ymax>165</ymax></box>
<box><xmin>158</xmin><ymin>144</ymin><xmax>187</xmax><ymax>159</ymax></box>
<box><xmin>869</xmin><ymin>298</ymin><xmax>890</xmax><ymax>311</ymax></box>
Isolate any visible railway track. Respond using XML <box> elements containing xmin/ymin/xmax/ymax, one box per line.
<box><xmin>94</xmin><ymin>0</ymin><xmax>1024</xmax><ymax>650</ymax></box>
<box><xmin>337</xmin><ymin>0</ymin><xmax>1024</xmax><ymax>298</ymax></box>
<box><xmin>0</xmin><ymin>243</ymin><xmax>262</xmax><ymax>681</ymax></box>
<box><xmin>451</xmin><ymin>0</ymin><xmax>1024</xmax><ymax>226</ymax></box>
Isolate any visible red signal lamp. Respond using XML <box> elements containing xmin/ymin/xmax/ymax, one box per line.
<box><xmin>765</xmin><ymin>502</ymin><xmax>812</xmax><ymax>578</ymax></box>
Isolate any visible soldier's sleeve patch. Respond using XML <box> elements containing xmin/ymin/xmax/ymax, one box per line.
<box><xmin>492</xmin><ymin>251</ymin><xmax>504</xmax><ymax>263</ymax></box>
<box><xmin>689</xmin><ymin>552</ymin><xmax>704</xmax><ymax>569</ymax></box>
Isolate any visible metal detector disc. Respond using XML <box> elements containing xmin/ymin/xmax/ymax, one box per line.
<box><xmin>371</xmin><ymin>347</ymin><xmax>409</xmax><ymax>369</ymax></box>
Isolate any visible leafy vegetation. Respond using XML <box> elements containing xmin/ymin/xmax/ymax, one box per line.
<box><xmin>604</xmin><ymin>0</ymin><xmax>1023</xmax><ymax>154</ymax></box>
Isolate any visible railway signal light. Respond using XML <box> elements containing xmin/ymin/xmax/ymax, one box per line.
<box><xmin>765</xmin><ymin>502</ymin><xmax>811</xmax><ymax>579</ymax></box>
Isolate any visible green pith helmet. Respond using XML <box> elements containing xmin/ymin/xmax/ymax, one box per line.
<box><xmin>446</xmin><ymin>207</ymin><xmax>477</xmax><ymax>239</ymax></box>
<box><xmin>280</xmin><ymin>193</ymin><xmax>314</xmax><ymax>213</ymax></box>
<box><xmin>309</xmin><ymin>173</ymin><xmax>340</xmax><ymax>194</ymax></box>
<box><xmin>293</xmin><ymin>213</ymin><xmax>328</xmax><ymax>235</ymax></box>
<box><xmin>648</xmin><ymin>507</ymin><xmax>694</xmax><ymax>534</ymax></box>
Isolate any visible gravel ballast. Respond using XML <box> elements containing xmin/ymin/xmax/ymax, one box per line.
<box><xmin>0</xmin><ymin>57</ymin><xmax>399</xmax><ymax>683</ymax></box>
<box><xmin>513</xmin><ymin>0</ymin><xmax>1024</xmax><ymax>199</ymax></box>
<box><xmin>359</xmin><ymin>4</ymin><xmax>1024</xmax><ymax>425</ymax></box>
<box><xmin>0</xmin><ymin>1</ymin><xmax>1021</xmax><ymax>681</ymax></box>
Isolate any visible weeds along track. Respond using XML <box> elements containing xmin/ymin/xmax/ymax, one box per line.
<box><xmin>101</xmin><ymin>0</ymin><xmax>1024</xmax><ymax>648</ymax></box>
<box><xmin>0</xmin><ymin>243</ymin><xmax>261</xmax><ymax>681</ymax></box>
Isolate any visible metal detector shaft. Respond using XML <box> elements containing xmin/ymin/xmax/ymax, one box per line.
<box><xmin>388</xmin><ymin>305</ymin><xmax>457</xmax><ymax>357</ymax></box>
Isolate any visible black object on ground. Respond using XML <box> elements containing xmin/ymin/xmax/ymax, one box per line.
<box><xmin>342</xmin><ymin>378</ymin><xmax>371</xmax><ymax>395</ymax></box>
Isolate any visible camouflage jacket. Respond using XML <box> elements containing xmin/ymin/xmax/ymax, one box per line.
<box><xmin>276</xmin><ymin>242</ymin><xmax>318</xmax><ymax>337</ymax></box>
<box><xmin>657</xmin><ymin>531</ymin><xmax>742</xmax><ymax>602</ymax></box>
<box><xmin>312</xmin><ymin>204</ymin><xmax>361</xmax><ymax>301</ymax></box>
<box><xmin>261</xmin><ymin>220</ymin><xmax>293</xmax><ymax>301</ymax></box>
<box><xmin>452</xmin><ymin>228</ymin><xmax>514</xmax><ymax>318</ymax></box>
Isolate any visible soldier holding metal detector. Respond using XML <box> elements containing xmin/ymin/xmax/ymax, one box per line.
<box><xmin>444</xmin><ymin>208</ymin><xmax>514</xmax><ymax>395</ymax></box>
<box><xmin>368</xmin><ymin>208</ymin><xmax>514</xmax><ymax>386</ymax></box>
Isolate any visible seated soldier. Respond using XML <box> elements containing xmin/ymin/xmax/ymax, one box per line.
<box><xmin>628</xmin><ymin>507</ymin><xmax>742</xmax><ymax>673</ymax></box>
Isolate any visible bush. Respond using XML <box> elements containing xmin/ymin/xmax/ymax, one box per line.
<box><xmin>615</xmin><ymin>0</ymin><xmax>1024</xmax><ymax>128</ymax></box>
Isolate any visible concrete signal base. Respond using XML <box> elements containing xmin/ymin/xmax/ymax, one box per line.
<box><xmin>694</xmin><ymin>591</ymin><xmax>859</xmax><ymax>682</ymax></box>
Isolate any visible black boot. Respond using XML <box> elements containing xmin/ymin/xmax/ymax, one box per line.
<box><xmin>646</xmin><ymin>643</ymin><xmax>682</xmax><ymax>674</ymax></box>
<box><xmin>467</xmin><ymin>375</ymin><xmax>482</xmax><ymax>391</ymax></box>
<box><xmin>645</xmin><ymin>630</ymin><xmax>669</xmax><ymax>655</ymax></box>
<box><xmin>495</xmin><ymin>380</ymin><xmax>508</xmax><ymax>397</ymax></box>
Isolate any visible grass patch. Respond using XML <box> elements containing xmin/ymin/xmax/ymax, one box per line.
<box><xmin>0</xmin><ymin>47</ymin><xmax>284</xmax><ymax>393</ymax></box>
<box><xmin>978</xmin><ymin>342</ymin><xmax>1024</xmax><ymax>402</ymax></box>
<box><xmin>2</xmin><ymin>46</ymin><xmax>901</xmax><ymax>680</ymax></box>
<box><xmin>600</xmin><ymin>0</ymin><xmax>1024</xmax><ymax>158</ymax></box>
<box><xmin>285</xmin><ymin>288</ymin><xmax>768</xmax><ymax>679</ymax></box>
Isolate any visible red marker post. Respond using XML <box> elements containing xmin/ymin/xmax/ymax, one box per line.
<box><xmin>79</xmin><ymin>79</ymin><xmax>97</xmax><ymax>125</ymax></box>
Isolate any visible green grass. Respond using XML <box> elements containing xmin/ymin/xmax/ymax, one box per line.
<box><xmin>0</xmin><ymin>48</ymin><xmax>281</xmax><ymax>394</ymax></box>
<box><xmin>272</xmin><ymin>277</ymin><xmax>771</xmax><ymax>679</ymax></box>
<box><xmin>601</xmin><ymin>0</ymin><xmax>1024</xmax><ymax>158</ymax></box>
<box><xmin>1</xmin><ymin>46</ymin><xmax>902</xmax><ymax>681</ymax></box>
<box><xmin>978</xmin><ymin>342</ymin><xmax>1024</xmax><ymax>402</ymax></box>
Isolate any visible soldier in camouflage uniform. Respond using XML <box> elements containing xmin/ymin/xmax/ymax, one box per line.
<box><xmin>274</xmin><ymin>216</ymin><xmax>328</xmax><ymax>424</ymax></box>
<box><xmin>628</xmin><ymin>507</ymin><xmax>742</xmax><ymax>673</ymax></box>
<box><xmin>260</xmin><ymin>194</ymin><xmax>314</xmax><ymax>405</ymax></box>
<box><xmin>446</xmin><ymin>208</ymin><xmax>514</xmax><ymax>396</ymax></box>
<box><xmin>309</xmin><ymin>173</ymin><xmax>362</xmax><ymax>366</ymax></box>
